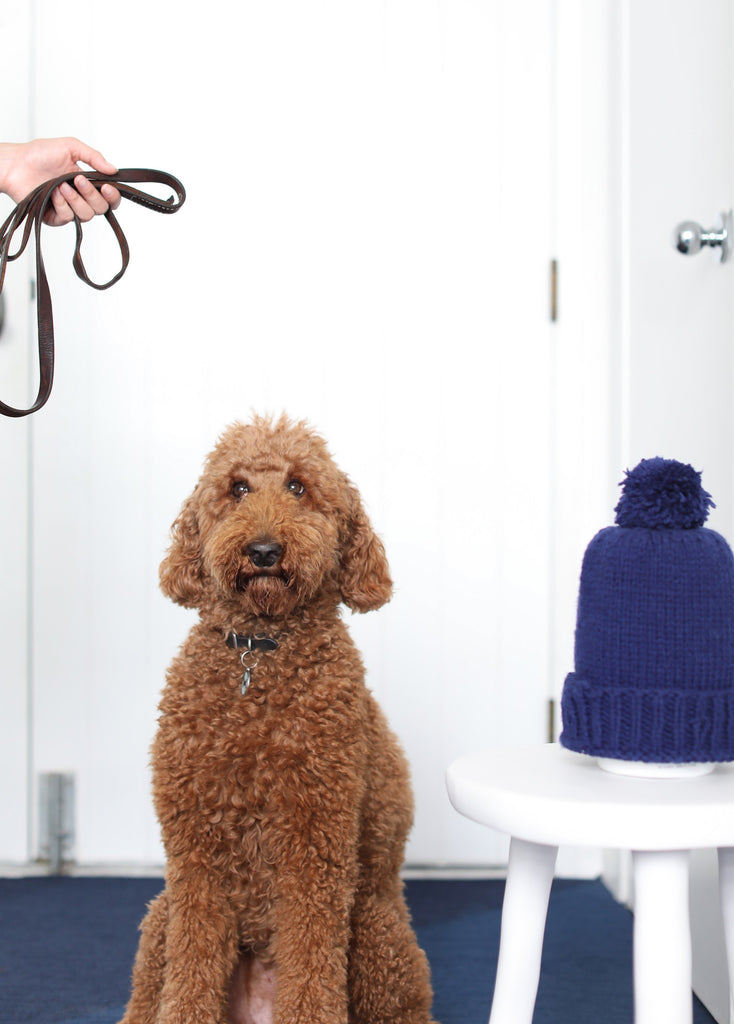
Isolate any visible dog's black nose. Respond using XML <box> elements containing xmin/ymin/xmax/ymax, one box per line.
<box><xmin>247</xmin><ymin>540</ymin><xmax>283</xmax><ymax>569</ymax></box>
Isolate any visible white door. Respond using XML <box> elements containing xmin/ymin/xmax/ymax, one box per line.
<box><xmin>627</xmin><ymin>2</ymin><xmax>734</xmax><ymax>1014</ymax></box>
<box><xmin>552</xmin><ymin>0</ymin><xmax>734</xmax><ymax>654</ymax></box>
<box><xmin>623</xmin><ymin>7</ymin><xmax>734</xmax><ymax>1022</ymax></box>
<box><xmin>0</xmin><ymin>1</ymin><xmax>557</xmax><ymax>869</ymax></box>
<box><xmin>621</xmin><ymin>1</ymin><xmax>734</xmax><ymax>496</ymax></box>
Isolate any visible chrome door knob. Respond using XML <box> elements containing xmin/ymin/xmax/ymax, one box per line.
<box><xmin>673</xmin><ymin>210</ymin><xmax>733</xmax><ymax>262</ymax></box>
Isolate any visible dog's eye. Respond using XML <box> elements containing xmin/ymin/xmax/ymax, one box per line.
<box><xmin>287</xmin><ymin>479</ymin><xmax>305</xmax><ymax>497</ymax></box>
<box><xmin>231</xmin><ymin>480</ymin><xmax>249</xmax><ymax>500</ymax></box>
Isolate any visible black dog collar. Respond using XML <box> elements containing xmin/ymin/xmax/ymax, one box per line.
<box><xmin>225</xmin><ymin>632</ymin><xmax>280</xmax><ymax>653</ymax></box>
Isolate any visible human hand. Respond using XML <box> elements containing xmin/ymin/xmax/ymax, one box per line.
<box><xmin>0</xmin><ymin>137</ymin><xmax>122</xmax><ymax>226</ymax></box>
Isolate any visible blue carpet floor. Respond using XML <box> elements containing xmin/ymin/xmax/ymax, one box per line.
<box><xmin>0</xmin><ymin>876</ymin><xmax>717</xmax><ymax>1024</ymax></box>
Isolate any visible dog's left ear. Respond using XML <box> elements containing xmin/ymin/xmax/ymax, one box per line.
<box><xmin>339</xmin><ymin>482</ymin><xmax>393</xmax><ymax>613</ymax></box>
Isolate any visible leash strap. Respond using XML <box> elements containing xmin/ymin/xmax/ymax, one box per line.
<box><xmin>0</xmin><ymin>168</ymin><xmax>186</xmax><ymax>418</ymax></box>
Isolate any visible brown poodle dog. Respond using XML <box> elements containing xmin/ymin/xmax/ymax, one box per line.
<box><xmin>120</xmin><ymin>415</ymin><xmax>437</xmax><ymax>1024</ymax></box>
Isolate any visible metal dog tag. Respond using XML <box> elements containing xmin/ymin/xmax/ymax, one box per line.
<box><xmin>241</xmin><ymin>667</ymin><xmax>252</xmax><ymax>696</ymax></box>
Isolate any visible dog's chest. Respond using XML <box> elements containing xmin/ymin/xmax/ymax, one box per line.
<box><xmin>153</xmin><ymin>636</ymin><xmax>365</xmax><ymax>849</ymax></box>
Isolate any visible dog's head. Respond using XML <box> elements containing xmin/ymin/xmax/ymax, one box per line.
<box><xmin>159</xmin><ymin>415</ymin><xmax>392</xmax><ymax>618</ymax></box>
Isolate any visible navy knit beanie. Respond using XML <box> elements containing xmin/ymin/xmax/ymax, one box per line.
<box><xmin>560</xmin><ymin>457</ymin><xmax>734</xmax><ymax>763</ymax></box>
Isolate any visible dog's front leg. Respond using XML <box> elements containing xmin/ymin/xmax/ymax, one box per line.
<box><xmin>264</xmin><ymin>767</ymin><xmax>364</xmax><ymax>1024</ymax></box>
<box><xmin>269</xmin><ymin>868</ymin><xmax>354</xmax><ymax>1024</ymax></box>
<box><xmin>119</xmin><ymin>890</ymin><xmax>168</xmax><ymax>1024</ymax></box>
<box><xmin>156</xmin><ymin>867</ymin><xmax>240</xmax><ymax>1024</ymax></box>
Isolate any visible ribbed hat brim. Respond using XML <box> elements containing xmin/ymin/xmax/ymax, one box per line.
<box><xmin>560</xmin><ymin>672</ymin><xmax>734</xmax><ymax>763</ymax></box>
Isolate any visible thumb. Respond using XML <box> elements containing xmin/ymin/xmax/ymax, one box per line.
<box><xmin>70</xmin><ymin>141</ymin><xmax>118</xmax><ymax>175</ymax></box>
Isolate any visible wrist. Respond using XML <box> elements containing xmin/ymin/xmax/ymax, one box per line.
<box><xmin>0</xmin><ymin>142</ymin><xmax>26</xmax><ymax>201</ymax></box>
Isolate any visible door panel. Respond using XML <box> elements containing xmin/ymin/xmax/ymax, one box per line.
<box><xmin>1</xmin><ymin>1</ymin><xmax>554</xmax><ymax>868</ymax></box>
<box><xmin>625</xmin><ymin>1</ymin><xmax>734</xmax><ymax>516</ymax></box>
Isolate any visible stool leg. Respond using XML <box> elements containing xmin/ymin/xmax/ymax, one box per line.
<box><xmin>488</xmin><ymin>838</ymin><xmax>558</xmax><ymax>1024</ymax></box>
<box><xmin>717</xmin><ymin>847</ymin><xmax>734</xmax><ymax>1023</ymax></box>
<box><xmin>631</xmin><ymin>849</ymin><xmax>692</xmax><ymax>1024</ymax></box>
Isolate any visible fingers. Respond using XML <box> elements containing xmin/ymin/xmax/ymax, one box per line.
<box><xmin>100</xmin><ymin>181</ymin><xmax>122</xmax><ymax>211</ymax></box>
<box><xmin>45</xmin><ymin>174</ymin><xmax>121</xmax><ymax>226</ymax></box>
<box><xmin>46</xmin><ymin>186</ymin><xmax>75</xmax><ymax>227</ymax></box>
<box><xmin>67</xmin><ymin>174</ymin><xmax>113</xmax><ymax>217</ymax></box>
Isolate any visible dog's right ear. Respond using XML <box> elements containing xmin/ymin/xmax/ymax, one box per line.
<box><xmin>159</xmin><ymin>490</ymin><xmax>205</xmax><ymax>608</ymax></box>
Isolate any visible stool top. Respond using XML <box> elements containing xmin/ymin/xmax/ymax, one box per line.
<box><xmin>446</xmin><ymin>744</ymin><xmax>734</xmax><ymax>850</ymax></box>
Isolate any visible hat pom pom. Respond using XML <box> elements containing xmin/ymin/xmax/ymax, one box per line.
<box><xmin>614</xmin><ymin>457</ymin><xmax>714</xmax><ymax>529</ymax></box>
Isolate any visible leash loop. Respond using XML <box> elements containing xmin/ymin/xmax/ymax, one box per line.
<box><xmin>0</xmin><ymin>168</ymin><xmax>186</xmax><ymax>418</ymax></box>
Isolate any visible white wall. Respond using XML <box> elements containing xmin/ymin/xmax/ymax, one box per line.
<box><xmin>1</xmin><ymin>0</ymin><xmax>571</xmax><ymax>869</ymax></box>
<box><xmin>0</xmin><ymin>1</ymin><xmax>33</xmax><ymax>863</ymax></box>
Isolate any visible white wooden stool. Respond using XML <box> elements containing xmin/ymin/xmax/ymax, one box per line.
<box><xmin>446</xmin><ymin>743</ymin><xmax>734</xmax><ymax>1024</ymax></box>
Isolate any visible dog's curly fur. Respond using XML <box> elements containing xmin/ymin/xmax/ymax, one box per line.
<box><xmin>120</xmin><ymin>415</ymin><xmax>436</xmax><ymax>1024</ymax></box>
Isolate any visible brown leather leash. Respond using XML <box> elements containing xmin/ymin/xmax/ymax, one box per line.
<box><xmin>0</xmin><ymin>168</ymin><xmax>186</xmax><ymax>417</ymax></box>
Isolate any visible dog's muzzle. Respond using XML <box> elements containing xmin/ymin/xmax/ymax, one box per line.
<box><xmin>235</xmin><ymin>539</ymin><xmax>291</xmax><ymax>592</ymax></box>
